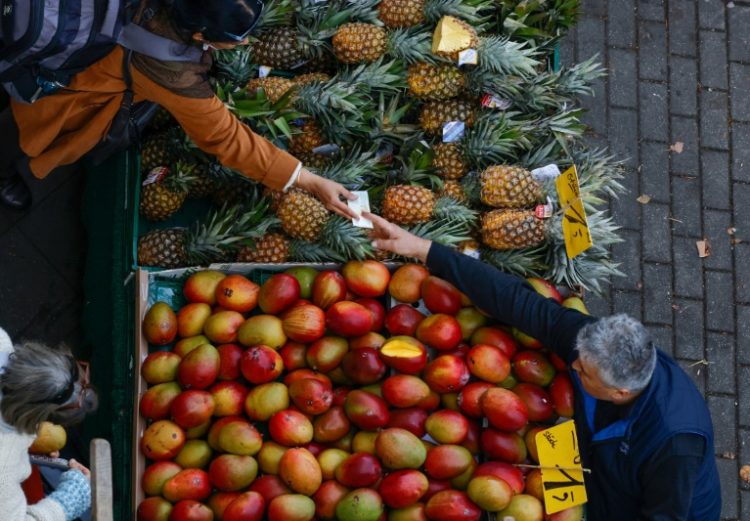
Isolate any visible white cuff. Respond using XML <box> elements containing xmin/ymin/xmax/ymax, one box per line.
<box><xmin>283</xmin><ymin>163</ymin><xmax>303</xmax><ymax>193</ymax></box>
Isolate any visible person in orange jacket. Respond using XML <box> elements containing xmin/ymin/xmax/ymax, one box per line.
<box><xmin>0</xmin><ymin>0</ymin><xmax>357</xmax><ymax>215</ymax></box>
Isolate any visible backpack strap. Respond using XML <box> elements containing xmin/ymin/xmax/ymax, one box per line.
<box><xmin>116</xmin><ymin>22</ymin><xmax>202</xmax><ymax>63</ymax></box>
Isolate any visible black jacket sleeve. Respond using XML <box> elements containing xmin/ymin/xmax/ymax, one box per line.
<box><xmin>638</xmin><ymin>434</ymin><xmax>706</xmax><ymax>520</ymax></box>
<box><xmin>425</xmin><ymin>243</ymin><xmax>596</xmax><ymax>363</ymax></box>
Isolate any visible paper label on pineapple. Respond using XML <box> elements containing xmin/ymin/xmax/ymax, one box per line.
<box><xmin>461</xmin><ymin>246</ymin><xmax>480</xmax><ymax>259</ymax></box>
<box><xmin>376</xmin><ymin>143</ymin><xmax>395</xmax><ymax>164</ymax></box>
<box><xmin>481</xmin><ymin>94</ymin><xmax>512</xmax><ymax>110</ymax></box>
<box><xmin>556</xmin><ymin>165</ymin><xmax>593</xmax><ymax>259</ymax></box>
<box><xmin>143</xmin><ymin>166</ymin><xmax>169</xmax><ymax>186</ymax></box>
<box><xmin>348</xmin><ymin>191</ymin><xmax>373</xmax><ymax>229</ymax></box>
<box><xmin>532</xmin><ymin>164</ymin><xmax>562</xmax><ymax>181</ymax></box>
<box><xmin>458</xmin><ymin>48</ymin><xmax>478</xmax><ymax>66</ymax></box>
<box><xmin>312</xmin><ymin>143</ymin><xmax>341</xmax><ymax>156</ymax></box>
<box><xmin>442</xmin><ymin>121</ymin><xmax>465</xmax><ymax>143</ymax></box>
<box><xmin>258</xmin><ymin>66</ymin><xmax>272</xmax><ymax>78</ymax></box>
<box><xmin>535</xmin><ymin>200</ymin><xmax>553</xmax><ymax>219</ymax></box>
<box><xmin>536</xmin><ymin>420</ymin><xmax>588</xmax><ymax>515</ymax></box>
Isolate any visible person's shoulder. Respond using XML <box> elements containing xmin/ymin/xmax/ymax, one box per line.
<box><xmin>0</xmin><ymin>327</ymin><xmax>12</xmax><ymax>354</ymax></box>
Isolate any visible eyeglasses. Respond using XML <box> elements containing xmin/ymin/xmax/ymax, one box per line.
<box><xmin>218</xmin><ymin>1</ymin><xmax>264</xmax><ymax>42</ymax></box>
<box><xmin>59</xmin><ymin>361</ymin><xmax>90</xmax><ymax>411</ymax></box>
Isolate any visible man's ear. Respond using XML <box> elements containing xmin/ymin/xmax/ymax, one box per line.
<box><xmin>192</xmin><ymin>31</ymin><xmax>205</xmax><ymax>43</ymax></box>
<box><xmin>611</xmin><ymin>388</ymin><xmax>633</xmax><ymax>403</ymax></box>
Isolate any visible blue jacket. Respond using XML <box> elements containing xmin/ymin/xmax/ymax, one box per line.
<box><xmin>425</xmin><ymin>243</ymin><xmax>721</xmax><ymax>520</ymax></box>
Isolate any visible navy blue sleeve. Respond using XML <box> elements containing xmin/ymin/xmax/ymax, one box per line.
<box><xmin>425</xmin><ymin>243</ymin><xmax>596</xmax><ymax>363</ymax></box>
<box><xmin>638</xmin><ymin>434</ymin><xmax>706</xmax><ymax>521</ymax></box>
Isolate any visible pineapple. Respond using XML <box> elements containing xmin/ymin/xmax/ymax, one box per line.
<box><xmin>187</xmin><ymin>163</ymin><xmax>218</xmax><ymax>200</ymax></box>
<box><xmin>139</xmin><ymin>163</ymin><xmax>196</xmax><ymax>221</ymax></box>
<box><xmin>297</xmin><ymin>152</ymin><xmax>331</xmax><ymax>170</ymax></box>
<box><xmin>288</xmin><ymin>120</ymin><xmax>326</xmax><ymax>156</ymax></box>
<box><xmin>140</xmin><ymin>131</ymin><xmax>173</xmax><ymax>172</ymax></box>
<box><xmin>418</xmin><ymin>98</ymin><xmax>477</xmax><ymax>135</ymax></box>
<box><xmin>432</xmin><ymin>142</ymin><xmax>467</xmax><ymax>179</ymax></box>
<box><xmin>150</xmin><ymin>107</ymin><xmax>175</xmax><ymax>132</ymax></box>
<box><xmin>432</xmin><ymin>15</ymin><xmax>479</xmax><ymax>62</ymax></box>
<box><xmin>292</xmin><ymin>72</ymin><xmax>332</xmax><ymax>86</ymax></box>
<box><xmin>382</xmin><ymin>185</ymin><xmax>435</xmax><ymax>225</ymax></box>
<box><xmin>251</xmin><ymin>27</ymin><xmax>308</xmax><ymax>69</ymax></box>
<box><xmin>213</xmin><ymin>46</ymin><xmax>256</xmax><ymax>88</ymax></box>
<box><xmin>236</xmin><ymin>232</ymin><xmax>290</xmax><ymax>263</ymax></box>
<box><xmin>332</xmin><ymin>23</ymin><xmax>388</xmax><ymax>64</ymax></box>
<box><xmin>378</xmin><ymin>0</ymin><xmax>425</xmax><ymax>27</ymax></box>
<box><xmin>378</xmin><ymin>0</ymin><xmax>494</xmax><ymax>28</ymax></box>
<box><xmin>210</xmin><ymin>174</ymin><xmax>262</xmax><ymax>207</ymax></box>
<box><xmin>481</xmin><ymin>209</ymin><xmax>546</xmax><ymax>250</ymax></box>
<box><xmin>263</xmin><ymin>187</ymin><xmax>286</xmax><ymax>212</ymax></box>
<box><xmin>246</xmin><ymin>76</ymin><xmax>295</xmax><ymax>104</ymax></box>
<box><xmin>407</xmin><ymin>62</ymin><xmax>465</xmax><ymax>100</ymax></box>
<box><xmin>441</xmin><ymin>179</ymin><xmax>466</xmax><ymax>202</ymax></box>
<box><xmin>480</xmin><ymin>165</ymin><xmax>543</xmax><ymax>208</ymax></box>
<box><xmin>276</xmin><ymin>189</ymin><xmax>329</xmax><ymax>241</ymax></box>
<box><xmin>137</xmin><ymin>203</ymin><xmax>275</xmax><ymax>268</ymax></box>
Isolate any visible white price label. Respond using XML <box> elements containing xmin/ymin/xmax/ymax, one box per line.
<box><xmin>531</xmin><ymin>164</ymin><xmax>562</xmax><ymax>181</ymax></box>
<box><xmin>458</xmin><ymin>48</ymin><xmax>478</xmax><ymax>66</ymax></box>
<box><xmin>348</xmin><ymin>191</ymin><xmax>373</xmax><ymax>229</ymax></box>
<box><xmin>258</xmin><ymin>66</ymin><xmax>272</xmax><ymax>78</ymax></box>
<box><xmin>442</xmin><ymin>121</ymin><xmax>465</xmax><ymax>143</ymax></box>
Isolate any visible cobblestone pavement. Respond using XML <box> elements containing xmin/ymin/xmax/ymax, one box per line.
<box><xmin>560</xmin><ymin>0</ymin><xmax>749</xmax><ymax>518</ymax></box>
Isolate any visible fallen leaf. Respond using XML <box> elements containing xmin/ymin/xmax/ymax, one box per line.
<box><xmin>741</xmin><ymin>465</ymin><xmax>750</xmax><ymax>483</ymax></box>
<box><xmin>636</xmin><ymin>194</ymin><xmax>652</xmax><ymax>204</ymax></box>
<box><xmin>670</xmin><ymin>141</ymin><xmax>685</xmax><ymax>154</ymax></box>
<box><xmin>721</xmin><ymin>452</ymin><xmax>736</xmax><ymax>460</ymax></box>
<box><xmin>727</xmin><ymin>227</ymin><xmax>736</xmax><ymax>236</ymax></box>
<box><xmin>696</xmin><ymin>239</ymin><xmax>711</xmax><ymax>258</ymax></box>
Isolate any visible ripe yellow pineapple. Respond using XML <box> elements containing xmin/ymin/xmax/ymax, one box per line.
<box><xmin>251</xmin><ymin>27</ymin><xmax>305</xmax><ymax>69</ymax></box>
<box><xmin>236</xmin><ymin>232</ymin><xmax>290</xmax><ymax>263</ymax></box>
<box><xmin>288</xmin><ymin>120</ymin><xmax>326</xmax><ymax>156</ymax></box>
<box><xmin>432</xmin><ymin>143</ymin><xmax>468</xmax><ymax>179</ymax></box>
<box><xmin>378</xmin><ymin>0</ymin><xmax>426</xmax><ymax>27</ymax></box>
<box><xmin>419</xmin><ymin>98</ymin><xmax>477</xmax><ymax>135</ymax></box>
<box><xmin>382</xmin><ymin>185</ymin><xmax>435</xmax><ymax>225</ymax></box>
<box><xmin>140</xmin><ymin>132</ymin><xmax>172</xmax><ymax>172</ymax></box>
<box><xmin>139</xmin><ymin>163</ymin><xmax>195</xmax><ymax>221</ymax></box>
<box><xmin>441</xmin><ymin>180</ymin><xmax>467</xmax><ymax>203</ymax></box>
<box><xmin>246</xmin><ymin>76</ymin><xmax>295</xmax><ymax>104</ymax></box>
<box><xmin>407</xmin><ymin>62</ymin><xmax>465</xmax><ymax>100</ymax></box>
<box><xmin>276</xmin><ymin>189</ymin><xmax>329</xmax><ymax>241</ymax></box>
<box><xmin>481</xmin><ymin>209</ymin><xmax>545</xmax><ymax>250</ymax></box>
<box><xmin>432</xmin><ymin>16</ymin><xmax>479</xmax><ymax>62</ymax></box>
<box><xmin>480</xmin><ymin>165</ymin><xmax>543</xmax><ymax>208</ymax></box>
<box><xmin>293</xmin><ymin>72</ymin><xmax>331</xmax><ymax>86</ymax></box>
<box><xmin>332</xmin><ymin>23</ymin><xmax>388</xmax><ymax>64</ymax></box>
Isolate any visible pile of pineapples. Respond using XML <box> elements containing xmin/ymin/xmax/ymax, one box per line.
<box><xmin>137</xmin><ymin>0</ymin><xmax>625</xmax><ymax>294</ymax></box>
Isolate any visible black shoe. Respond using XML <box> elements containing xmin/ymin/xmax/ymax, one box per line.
<box><xmin>0</xmin><ymin>173</ymin><xmax>31</xmax><ymax>211</ymax></box>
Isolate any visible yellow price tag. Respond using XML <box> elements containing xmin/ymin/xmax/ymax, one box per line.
<box><xmin>556</xmin><ymin>165</ymin><xmax>593</xmax><ymax>259</ymax></box>
<box><xmin>535</xmin><ymin>420</ymin><xmax>588</xmax><ymax>515</ymax></box>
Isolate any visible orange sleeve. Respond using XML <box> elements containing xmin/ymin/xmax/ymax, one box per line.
<box><xmin>131</xmin><ymin>65</ymin><xmax>299</xmax><ymax>191</ymax></box>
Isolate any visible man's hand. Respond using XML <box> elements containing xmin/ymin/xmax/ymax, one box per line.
<box><xmin>365</xmin><ymin>212</ymin><xmax>432</xmax><ymax>262</ymax></box>
<box><xmin>296</xmin><ymin>168</ymin><xmax>358</xmax><ymax>219</ymax></box>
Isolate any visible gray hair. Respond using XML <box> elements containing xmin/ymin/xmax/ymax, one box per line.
<box><xmin>0</xmin><ymin>342</ymin><xmax>98</xmax><ymax>434</ymax></box>
<box><xmin>575</xmin><ymin>314</ymin><xmax>657</xmax><ymax>392</ymax></box>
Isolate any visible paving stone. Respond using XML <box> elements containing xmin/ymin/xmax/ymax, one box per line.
<box><xmin>640</xmin><ymin>141</ymin><xmax>671</xmax><ymax>199</ymax></box>
<box><xmin>639</xmin><ymin>0</ymin><xmax>666</xmax><ymax>21</ymax></box>
<box><xmin>699</xmin><ymin>30</ymin><xmax>729</xmax><ymax>90</ymax></box>
<box><xmin>643</xmin><ymin>202</ymin><xmax>672</xmax><ymax>262</ymax></box>
<box><xmin>709</xmin><ymin>395</ymin><xmax>738</xmax><ymax>454</ymax></box>
<box><xmin>698</xmin><ymin>0</ymin><xmax>726</xmax><ymax>30</ymax></box>
<box><xmin>678</xmin><ymin>359</ymin><xmax>706</xmax><ymax>395</ymax></box>
<box><xmin>612</xmin><ymin>229</ymin><xmax>643</xmax><ymax>290</ymax></box>
<box><xmin>642</xmin><ymin>263</ymin><xmax>673</xmax><ymax>324</ymax></box>
<box><xmin>733</xmin><ymin>183</ymin><xmax>750</xmax><ymax>243</ymax></box>
<box><xmin>608</xmin><ymin>0</ymin><xmax>636</xmax><ymax>48</ymax></box>
<box><xmin>671</xmin><ymin>175</ymin><xmax>703</xmax><ymax>237</ymax></box>
<box><xmin>648</xmin><ymin>324</ymin><xmax>674</xmax><ymax>357</ymax></box>
<box><xmin>736</xmin><ymin>242</ymin><xmax>750</xmax><ymax>304</ymax></box>
<box><xmin>639</xmin><ymin>21</ymin><xmax>669</xmax><ymax>81</ymax></box>
<box><xmin>732</xmin><ymin>122</ymin><xmax>750</xmax><ymax>182</ymax></box>
<box><xmin>742</xmin><ymin>490</ymin><xmax>750</xmax><ymax>519</ymax></box>
<box><xmin>705</xmin><ymin>271</ymin><xmax>735</xmax><ymax>333</ymax></box>
<box><xmin>739</xmin><ymin>306</ymin><xmax>750</xmax><ymax>364</ymax></box>
<box><xmin>609</xmin><ymin>108</ymin><xmax>639</xmax><ymax>168</ymax></box>
<box><xmin>576</xmin><ymin>16</ymin><xmax>607</xmax><ymax>64</ymax></box>
<box><xmin>581</xmin><ymin>0</ymin><xmax>607</xmax><ymax>17</ymax></box>
<box><xmin>559</xmin><ymin>34</ymin><xmax>576</xmax><ymax>66</ymax></box>
<box><xmin>670</xmin><ymin>116</ymin><xmax>700</xmax><ymax>174</ymax></box>
<box><xmin>741</xmin><ymin>366</ymin><xmax>750</xmax><ymax>427</ymax></box>
<box><xmin>707</xmin><ymin>332</ymin><xmax>736</xmax><ymax>393</ymax></box>
<box><xmin>701</xmin><ymin>150</ymin><xmax>731</xmax><ymax>210</ymax></box>
<box><xmin>702</xmin><ymin>210</ymin><xmax>734</xmax><ymax>271</ymax></box>
<box><xmin>0</xmin><ymin>228</ymin><xmax>75</xmax><ymax>339</ymax></box>
<box><xmin>674</xmin><ymin>236</ymin><xmax>706</xmax><ymax>299</ymax></box>
<box><xmin>580</xmin><ymin>82</ymin><xmax>608</xmax><ymax>136</ymax></box>
<box><xmin>740</xmin><ymin>428</ymin><xmax>750</xmax><ymax>478</ymax></box>
<box><xmin>674</xmin><ymin>298</ymin><xmax>705</xmax><ymax>360</ymax></box>
<box><xmin>668</xmin><ymin>0</ymin><xmax>697</xmax><ymax>56</ymax></box>
<box><xmin>612</xmin><ymin>289</ymin><xmax>642</xmax><ymax>319</ymax></box>
<box><xmin>609</xmin><ymin>49</ymin><xmax>638</xmax><ymax>108</ymax></box>
<box><xmin>639</xmin><ymin>82</ymin><xmax>669</xmax><ymax>142</ymax></box>
<box><xmin>728</xmin><ymin>5</ymin><xmax>750</xmax><ymax>63</ymax></box>
<box><xmin>669</xmin><ymin>56</ymin><xmax>698</xmax><ymax>116</ymax></box>
<box><xmin>716</xmin><ymin>457</ymin><xmax>739</xmax><ymax>519</ymax></box>
<box><xmin>730</xmin><ymin>62</ymin><xmax>750</xmax><ymax>122</ymax></box>
<box><xmin>610</xmin><ymin>180</ymin><xmax>642</xmax><ymax>231</ymax></box>
<box><xmin>699</xmin><ymin>90</ymin><xmax>730</xmax><ymax>150</ymax></box>
<box><xmin>584</xmin><ymin>290</ymin><xmax>612</xmax><ymax>317</ymax></box>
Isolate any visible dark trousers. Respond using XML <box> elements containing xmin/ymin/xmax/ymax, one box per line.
<box><xmin>0</xmin><ymin>106</ymin><xmax>26</xmax><ymax>180</ymax></box>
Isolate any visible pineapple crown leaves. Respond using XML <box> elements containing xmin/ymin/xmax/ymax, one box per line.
<box><xmin>464</xmin><ymin>68</ymin><xmax>525</xmax><ymax>100</ymax></box>
<box><xmin>253</xmin><ymin>0</ymin><xmax>296</xmax><ymax>30</ymax></box>
<box><xmin>314</xmin><ymin>147</ymin><xmax>381</xmax><ymax>190</ymax></box>
<box><xmin>479</xmin><ymin>245</ymin><xmax>548</xmax><ymax>278</ymax></box>
<box><xmin>212</xmin><ymin>46</ymin><xmax>257</xmax><ymax>87</ymax></box>
<box><xmin>365</xmin><ymin>93</ymin><xmax>420</xmax><ymax>145</ymax></box>
<box><xmin>477</xmin><ymin>36</ymin><xmax>541</xmax><ymax>78</ymax></box>
<box><xmin>339</xmin><ymin>0</ymin><xmax>384</xmax><ymax>25</ymax></box>
<box><xmin>288</xmin><ymin>239</ymin><xmax>342</xmax><ymax>262</ymax></box>
<box><xmin>531</xmin><ymin>108</ymin><xmax>587</xmax><ymax>154</ymax></box>
<box><xmin>461</xmin><ymin>111</ymin><xmax>534</xmax><ymax>169</ymax></box>
<box><xmin>557</xmin><ymin>55</ymin><xmax>606</xmax><ymax>98</ymax></box>
<box><xmin>320</xmin><ymin>216</ymin><xmax>375</xmax><ymax>260</ymax></box>
<box><xmin>405</xmin><ymin>219</ymin><xmax>475</xmax><ymax>249</ymax></box>
<box><xmin>431</xmin><ymin>195</ymin><xmax>479</xmax><ymax>226</ymax></box>
<box><xmin>336</xmin><ymin>58</ymin><xmax>408</xmax><ymax>95</ymax></box>
<box><xmin>382</xmin><ymin>138</ymin><xmax>442</xmax><ymax>190</ymax></box>
<box><xmin>386</xmin><ymin>26</ymin><xmax>440</xmax><ymax>66</ymax></box>
<box><xmin>424</xmin><ymin>0</ymin><xmax>496</xmax><ymax>30</ymax></box>
<box><xmin>497</xmin><ymin>0</ymin><xmax>581</xmax><ymax>41</ymax></box>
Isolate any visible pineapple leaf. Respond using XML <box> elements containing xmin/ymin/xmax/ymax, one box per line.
<box><xmin>320</xmin><ymin>216</ymin><xmax>375</xmax><ymax>260</ymax></box>
<box><xmin>480</xmin><ymin>246</ymin><xmax>548</xmax><ymax>277</ymax></box>
<box><xmin>478</xmin><ymin>36</ymin><xmax>540</xmax><ymax>77</ymax></box>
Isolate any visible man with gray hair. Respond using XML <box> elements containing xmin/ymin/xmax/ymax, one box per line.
<box><xmin>367</xmin><ymin>212</ymin><xmax>721</xmax><ymax>521</ymax></box>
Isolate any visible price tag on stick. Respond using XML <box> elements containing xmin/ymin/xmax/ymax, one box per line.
<box><xmin>535</xmin><ymin>420</ymin><xmax>588</xmax><ymax>515</ymax></box>
<box><xmin>556</xmin><ymin>165</ymin><xmax>593</xmax><ymax>259</ymax></box>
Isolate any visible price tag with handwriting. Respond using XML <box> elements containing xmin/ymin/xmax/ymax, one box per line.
<box><xmin>535</xmin><ymin>420</ymin><xmax>588</xmax><ymax>514</ymax></box>
<box><xmin>556</xmin><ymin>165</ymin><xmax>592</xmax><ymax>259</ymax></box>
